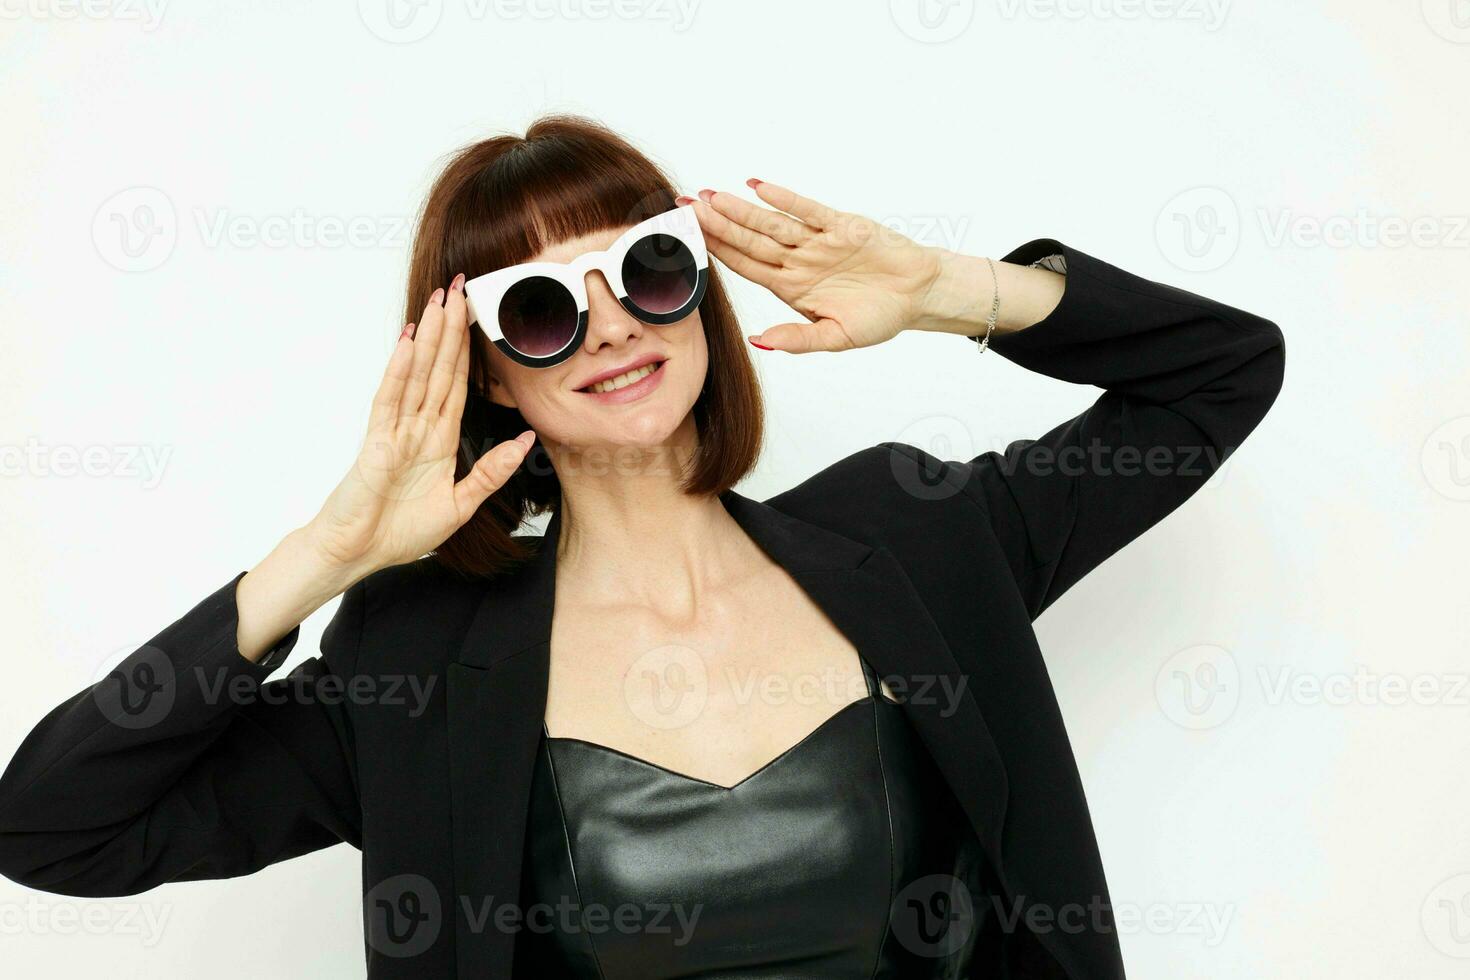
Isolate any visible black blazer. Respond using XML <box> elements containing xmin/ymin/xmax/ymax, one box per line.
<box><xmin>0</xmin><ymin>239</ymin><xmax>1285</xmax><ymax>979</ymax></box>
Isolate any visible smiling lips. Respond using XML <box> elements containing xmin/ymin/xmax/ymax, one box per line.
<box><xmin>583</xmin><ymin>361</ymin><xmax>661</xmax><ymax>394</ymax></box>
<box><xmin>574</xmin><ymin>352</ymin><xmax>666</xmax><ymax>390</ymax></box>
<box><xmin>576</xmin><ymin>359</ymin><xmax>667</xmax><ymax>403</ymax></box>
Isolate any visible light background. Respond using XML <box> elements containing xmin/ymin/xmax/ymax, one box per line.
<box><xmin>2</xmin><ymin>1</ymin><xmax>1468</xmax><ymax>976</ymax></box>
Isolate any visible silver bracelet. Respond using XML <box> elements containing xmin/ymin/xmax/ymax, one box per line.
<box><xmin>974</xmin><ymin>256</ymin><xmax>999</xmax><ymax>354</ymax></box>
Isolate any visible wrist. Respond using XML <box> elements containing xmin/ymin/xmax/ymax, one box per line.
<box><xmin>914</xmin><ymin>250</ymin><xmax>1067</xmax><ymax>338</ymax></box>
<box><xmin>286</xmin><ymin>523</ymin><xmax>375</xmax><ymax>599</ymax></box>
<box><xmin>234</xmin><ymin>528</ymin><xmax>360</xmax><ymax>664</ymax></box>
<box><xmin>913</xmin><ymin>249</ymin><xmax>996</xmax><ymax>336</ymax></box>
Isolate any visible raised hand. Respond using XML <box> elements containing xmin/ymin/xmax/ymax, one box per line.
<box><xmin>304</xmin><ymin>274</ymin><xmax>535</xmax><ymax>580</ymax></box>
<box><xmin>680</xmin><ymin>181</ymin><xmax>947</xmax><ymax>354</ymax></box>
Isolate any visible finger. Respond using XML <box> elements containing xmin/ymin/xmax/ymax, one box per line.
<box><xmin>402</xmin><ymin>287</ymin><xmax>447</xmax><ymax>416</ymax></box>
<box><xmin>747</xmin><ymin>179</ymin><xmax>839</xmax><ymax>231</ymax></box>
<box><xmin>688</xmin><ymin>198</ymin><xmax>790</xmax><ymax>266</ymax></box>
<box><xmin>422</xmin><ymin>274</ymin><xmax>468</xmax><ymax>419</ymax></box>
<box><xmin>697</xmin><ymin>187</ymin><xmax>810</xmax><ymax>246</ymax></box>
<box><xmin>453</xmin><ymin>431</ymin><xmax>535</xmax><ymax>522</ymax></box>
<box><xmin>369</xmin><ymin>323</ymin><xmax>416</xmax><ymax>433</ymax></box>
<box><xmin>705</xmin><ymin>234</ymin><xmax>782</xmax><ymax>289</ymax></box>
<box><xmin>444</xmin><ymin>316</ymin><xmax>472</xmax><ymax>428</ymax></box>
<box><xmin>754</xmin><ymin>318</ymin><xmax>854</xmax><ymax>355</ymax></box>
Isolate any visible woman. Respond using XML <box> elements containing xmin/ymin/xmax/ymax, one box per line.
<box><xmin>0</xmin><ymin>116</ymin><xmax>1284</xmax><ymax>979</ymax></box>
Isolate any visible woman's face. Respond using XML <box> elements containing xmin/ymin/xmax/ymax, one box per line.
<box><xmin>481</xmin><ymin>224</ymin><xmax>709</xmax><ymax>456</ymax></box>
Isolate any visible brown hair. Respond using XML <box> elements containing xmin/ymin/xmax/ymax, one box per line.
<box><xmin>404</xmin><ymin>114</ymin><xmax>764</xmax><ymax>580</ymax></box>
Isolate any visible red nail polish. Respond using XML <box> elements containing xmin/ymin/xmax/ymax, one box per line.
<box><xmin>748</xmin><ymin>337</ymin><xmax>774</xmax><ymax>350</ymax></box>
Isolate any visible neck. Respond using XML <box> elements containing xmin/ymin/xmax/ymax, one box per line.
<box><xmin>546</xmin><ymin>425</ymin><xmax>763</xmax><ymax>611</ymax></box>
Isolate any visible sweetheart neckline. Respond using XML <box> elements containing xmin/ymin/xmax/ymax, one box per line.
<box><xmin>543</xmin><ymin>692</ymin><xmax>903</xmax><ymax>792</ymax></box>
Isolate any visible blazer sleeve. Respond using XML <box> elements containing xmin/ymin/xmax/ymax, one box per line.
<box><xmin>883</xmin><ymin>238</ymin><xmax>1286</xmax><ymax>620</ymax></box>
<box><xmin>0</xmin><ymin>571</ymin><xmax>364</xmax><ymax>897</ymax></box>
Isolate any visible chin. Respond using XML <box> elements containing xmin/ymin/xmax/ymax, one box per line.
<box><xmin>604</xmin><ymin>406</ymin><xmax>692</xmax><ymax>449</ymax></box>
<box><xmin>552</xmin><ymin>394</ymin><xmax>693</xmax><ymax>458</ymax></box>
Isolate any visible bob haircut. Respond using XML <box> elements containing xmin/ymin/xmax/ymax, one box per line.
<box><xmin>404</xmin><ymin>114</ymin><xmax>764</xmax><ymax>580</ymax></box>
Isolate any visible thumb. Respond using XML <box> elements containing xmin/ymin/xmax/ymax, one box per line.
<box><xmin>750</xmin><ymin>319</ymin><xmax>846</xmax><ymax>354</ymax></box>
<box><xmin>453</xmin><ymin>430</ymin><xmax>534</xmax><ymax>522</ymax></box>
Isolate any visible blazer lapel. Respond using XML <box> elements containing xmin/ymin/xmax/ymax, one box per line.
<box><xmin>718</xmin><ymin>490</ymin><xmax>1010</xmax><ymax>862</ymax></box>
<box><xmin>444</xmin><ymin>487</ymin><xmax>1010</xmax><ymax>976</ymax></box>
<box><xmin>444</xmin><ymin>511</ymin><xmax>559</xmax><ymax>977</ymax></box>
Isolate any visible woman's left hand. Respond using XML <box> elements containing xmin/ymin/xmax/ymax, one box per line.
<box><xmin>680</xmin><ymin>182</ymin><xmax>946</xmax><ymax>354</ymax></box>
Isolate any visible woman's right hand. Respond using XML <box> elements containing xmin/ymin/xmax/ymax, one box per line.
<box><xmin>304</xmin><ymin>273</ymin><xmax>536</xmax><ymax>582</ymax></box>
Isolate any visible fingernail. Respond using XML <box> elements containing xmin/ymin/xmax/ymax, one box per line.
<box><xmin>450</xmin><ymin>273</ymin><xmax>465</xmax><ymax>292</ymax></box>
<box><xmin>430</xmin><ymin>288</ymin><xmax>445</xmax><ymax>305</ymax></box>
<box><xmin>517</xmin><ymin>430</ymin><xmax>536</xmax><ymax>447</ymax></box>
<box><xmin>745</xmin><ymin>178</ymin><xmax>762</xmax><ymax>189</ymax></box>
<box><xmin>675</xmin><ymin>195</ymin><xmax>696</xmax><ymax>206</ymax></box>
<box><xmin>698</xmin><ymin>188</ymin><xmax>715</xmax><ymax>203</ymax></box>
<box><xmin>402</xmin><ymin>322</ymin><xmax>417</xmax><ymax>340</ymax></box>
<box><xmin>748</xmin><ymin>336</ymin><xmax>774</xmax><ymax>351</ymax></box>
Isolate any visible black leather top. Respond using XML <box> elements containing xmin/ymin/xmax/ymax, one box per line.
<box><xmin>513</xmin><ymin>656</ymin><xmax>997</xmax><ymax>978</ymax></box>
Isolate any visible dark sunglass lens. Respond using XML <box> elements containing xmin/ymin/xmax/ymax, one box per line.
<box><xmin>622</xmin><ymin>234</ymin><xmax>698</xmax><ymax>316</ymax></box>
<box><xmin>499</xmin><ymin>276</ymin><xmax>578</xmax><ymax>356</ymax></box>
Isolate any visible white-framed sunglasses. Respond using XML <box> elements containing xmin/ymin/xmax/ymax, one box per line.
<box><xmin>463</xmin><ymin>204</ymin><xmax>709</xmax><ymax>369</ymax></box>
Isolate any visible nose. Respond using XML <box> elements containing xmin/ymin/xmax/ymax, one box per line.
<box><xmin>580</xmin><ymin>269</ymin><xmax>645</xmax><ymax>354</ymax></box>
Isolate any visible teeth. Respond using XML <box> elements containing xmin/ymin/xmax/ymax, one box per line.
<box><xmin>589</xmin><ymin>362</ymin><xmax>659</xmax><ymax>394</ymax></box>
